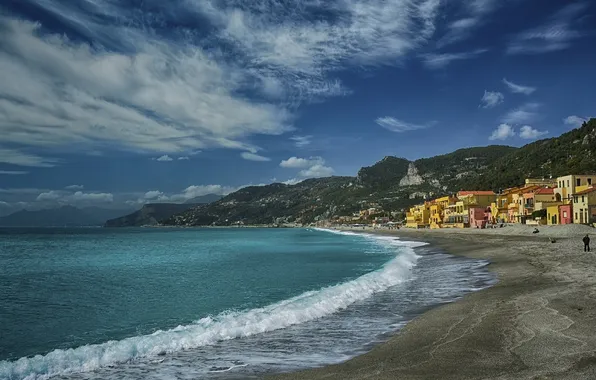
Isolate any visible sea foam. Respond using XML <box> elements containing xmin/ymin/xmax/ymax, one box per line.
<box><xmin>0</xmin><ymin>231</ymin><xmax>421</xmax><ymax>380</ymax></box>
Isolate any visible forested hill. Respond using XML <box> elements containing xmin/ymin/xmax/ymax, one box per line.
<box><xmin>161</xmin><ymin>119</ymin><xmax>596</xmax><ymax>226</ymax></box>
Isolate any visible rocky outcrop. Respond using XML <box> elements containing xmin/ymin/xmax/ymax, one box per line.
<box><xmin>399</xmin><ymin>163</ymin><xmax>424</xmax><ymax>186</ymax></box>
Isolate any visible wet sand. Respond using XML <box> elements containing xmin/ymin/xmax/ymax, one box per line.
<box><xmin>267</xmin><ymin>227</ymin><xmax>596</xmax><ymax>380</ymax></box>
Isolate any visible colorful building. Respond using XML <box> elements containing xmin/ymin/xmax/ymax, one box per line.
<box><xmin>547</xmin><ymin>204</ymin><xmax>560</xmax><ymax>225</ymax></box>
<box><xmin>572</xmin><ymin>187</ymin><xmax>596</xmax><ymax>225</ymax></box>
<box><xmin>469</xmin><ymin>207</ymin><xmax>490</xmax><ymax>228</ymax></box>
<box><xmin>405</xmin><ymin>203</ymin><xmax>431</xmax><ymax>228</ymax></box>
<box><xmin>555</xmin><ymin>175</ymin><xmax>596</xmax><ymax>203</ymax></box>
<box><xmin>525</xmin><ymin>178</ymin><xmax>557</xmax><ymax>187</ymax></box>
<box><xmin>429</xmin><ymin>196</ymin><xmax>456</xmax><ymax>229</ymax></box>
<box><xmin>559</xmin><ymin>204</ymin><xmax>573</xmax><ymax>224</ymax></box>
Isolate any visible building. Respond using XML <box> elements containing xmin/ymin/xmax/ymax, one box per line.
<box><xmin>572</xmin><ymin>187</ymin><xmax>596</xmax><ymax>225</ymax></box>
<box><xmin>533</xmin><ymin>187</ymin><xmax>559</xmax><ymax>210</ymax></box>
<box><xmin>469</xmin><ymin>207</ymin><xmax>489</xmax><ymax>229</ymax></box>
<box><xmin>559</xmin><ymin>204</ymin><xmax>573</xmax><ymax>225</ymax></box>
<box><xmin>525</xmin><ymin>178</ymin><xmax>557</xmax><ymax>187</ymax></box>
<box><xmin>443</xmin><ymin>191</ymin><xmax>496</xmax><ymax>228</ymax></box>
<box><xmin>555</xmin><ymin>175</ymin><xmax>596</xmax><ymax>203</ymax></box>
<box><xmin>547</xmin><ymin>204</ymin><xmax>560</xmax><ymax>225</ymax></box>
<box><xmin>429</xmin><ymin>196</ymin><xmax>456</xmax><ymax>229</ymax></box>
<box><xmin>405</xmin><ymin>203</ymin><xmax>431</xmax><ymax>228</ymax></box>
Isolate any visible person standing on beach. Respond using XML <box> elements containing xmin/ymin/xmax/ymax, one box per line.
<box><xmin>584</xmin><ymin>234</ymin><xmax>590</xmax><ymax>252</ymax></box>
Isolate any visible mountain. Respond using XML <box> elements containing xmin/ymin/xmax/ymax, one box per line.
<box><xmin>163</xmin><ymin>119</ymin><xmax>596</xmax><ymax>227</ymax></box>
<box><xmin>184</xmin><ymin>193</ymin><xmax>223</xmax><ymax>204</ymax></box>
<box><xmin>0</xmin><ymin>206</ymin><xmax>132</xmax><ymax>227</ymax></box>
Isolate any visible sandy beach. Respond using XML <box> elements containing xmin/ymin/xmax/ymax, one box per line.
<box><xmin>268</xmin><ymin>225</ymin><xmax>596</xmax><ymax>380</ymax></box>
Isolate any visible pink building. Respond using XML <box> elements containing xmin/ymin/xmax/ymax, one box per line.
<box><xmin>469</xmin><ymin>207</ymin><xmax>488</xmax><ymax>229</ymax></box>
<box><xmin>559</xmin><ymin>204</ymin><xmax>573</xmax><ymax>224</ymax></box>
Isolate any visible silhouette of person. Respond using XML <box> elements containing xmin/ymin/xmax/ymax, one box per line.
<box><xmin>584</xmin><ymin>234</ymin><xmax>591</xmax><ymax>252</ymax></box>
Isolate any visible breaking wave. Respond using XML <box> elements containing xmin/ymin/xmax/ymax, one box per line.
<box><xmin>0</xmin><ymin>231</ymin><xmax>422</xmax><ymax>380</ymax></box>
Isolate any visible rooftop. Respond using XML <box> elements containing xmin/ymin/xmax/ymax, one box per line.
<box><xmin>458</xmin><ymin>190</ymin><xmax>496</xmax><ymax>196</ymax></box>
<box><xmin>574</xmin><ymin>187</ymin><xmax>596</xmax><ymax>196</ymax></box>
<box><xmin>535</xmin><ymin>188</ymin><xmax>555</xmax><ymax>195</ymax></box>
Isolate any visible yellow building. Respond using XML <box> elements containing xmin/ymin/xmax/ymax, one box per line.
<box><xmin>546</xmin><ymin>204</ymin><xmax>562</xmax><ymax>225</ymax></box>
<box><xmin>572</xmin><ymin>187</ymin><xmax>596</xmax><ymax>225</ymax></box>
<box><xmin>555</xmin><ymin>175</ymin><xmax>596</xmax><ymax>203</ymax></box>
<box><xmin>429</xmin><ymin>196</ymin><xmax>456</xmax><ymax>229</ymax></box>
<box><xmin>442</xmin><ymin>191</ymin><xmax>495</xmax><ymax>228</ymax></box>
<box><xmin>406</xmin><ymin>203</ymin><xmax>431</xmax><ymax>228</ymax></box>
<box><xmin>525</xmin><ymin>178</ymin><xmax>556</xmax><ymax>187</ymax></box>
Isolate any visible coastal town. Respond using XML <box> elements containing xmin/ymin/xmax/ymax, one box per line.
<box><xmin>324</xmin><ymin>174</ymin><xmax>596</xmax><ymax>229</ymax></box>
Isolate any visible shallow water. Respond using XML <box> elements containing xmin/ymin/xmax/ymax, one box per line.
<box><xmin>0</xmin><ymin>227</ymin><xmax>495</xmax><ymax>380</ymax></box>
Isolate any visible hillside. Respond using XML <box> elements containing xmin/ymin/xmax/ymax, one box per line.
<box><xmin>0</xmin><ymin>206</ymin><xmax>131</xmax><ymax>227</ymax></box>
<box><xmin>163</xmin><ymin>119</ymin><xmax>596</xmax><ymax>226</ymax></box>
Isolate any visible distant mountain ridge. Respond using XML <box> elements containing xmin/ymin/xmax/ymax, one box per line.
<box><xmin>162</xmin><ymin>119</ymin><xmax>596</xmax><ymax>227</ymax></box>
<box><xmin>105</xmin><ymin>194</ymin><xmax>222</xmax><ymax>227</ymax></box>
<box><xmin>0</xmin><ymin>206</ymin><xmax>132</xmax><ymax>227</ymax></box>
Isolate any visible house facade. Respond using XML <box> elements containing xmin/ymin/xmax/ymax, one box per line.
<box><xmin>572</xmin><ymin>187</ymin><xmax>596</xmax><ymax>225</ymax></box>
<box><xmin>559</xmin><ymin>204</ymin><xmax>573</xmax><ymax>225</ymax></box>
<box><xmin>555</xmin><ymin>175</ymin><xmax>596</xmax><ymax>202</ymax></box>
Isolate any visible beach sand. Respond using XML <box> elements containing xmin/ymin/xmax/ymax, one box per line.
<box><xmin>268</xmin><ymin>225</ymin><xmax>596</xmax><ymax>380</ymax></box>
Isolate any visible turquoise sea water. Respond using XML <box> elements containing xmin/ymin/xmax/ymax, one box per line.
<box><xmin>0</xmin><ymin>227</ymin><xmax>495</xmax><ymax>379</ymax></box>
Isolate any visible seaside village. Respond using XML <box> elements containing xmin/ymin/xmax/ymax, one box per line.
<box><xmin>327</xmin><ymin>174</ymin><xmax>596</xmax><ymax>229</ymax></box>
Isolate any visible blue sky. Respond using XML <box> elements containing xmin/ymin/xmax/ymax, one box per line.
<box><xmin>0</xmin><ymin>0</ymin><xmax>595</xmax><ymax>214</ymax></box>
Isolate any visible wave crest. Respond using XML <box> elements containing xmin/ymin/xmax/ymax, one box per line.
<box><xmin>0</xmin><ymin>232</ymin><xmax>419</xmax><ymax>380</ymax></box>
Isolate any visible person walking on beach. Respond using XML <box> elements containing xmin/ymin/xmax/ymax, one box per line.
<box><xmin>584</xmin><ymin>234</ymin><xmax>591</xmax><ymax>252</ymax></box>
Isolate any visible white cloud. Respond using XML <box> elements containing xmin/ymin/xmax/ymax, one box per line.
<box><xmin>144</xmin><ymin>190</ymin><xmax>164</xmax><ymax>200</ymax></box>
<box><xmin>36</xmin><ymin>191</ymin><xmax>63</xmax><ymax>201</ymax></box>
<box><xmin>563</xmin><ymin>115</ymin><xmax>588</xmax><ymax>128</ymax></box>
<box><xmin>375</xmin><ymin>117</ymin><xmax>431</xmax><ymax>133</ymax></box>
<box><xmin>36</xmin><ymin>190</ymin><xmax>113</xmax><ymax>203</ymax></box>
<box><xmin>240</xmin><ymin>152</ymin><xmax>271</xmax><ymax>162</ymax></box>
<box><xmin>280</xmin><ymin>156</ymin><xmax>324</xmax><ymax>169</ymax></box>
<box><xmin>502</xmin><ymin>78</ymin><xmax>536</xmax><ymax>95</ymax></box>
<box><xmin>282</xmin><ymin>178</ymin><xmax>303</xmax><ymax>185</ymax></box>
<box><xmin>177</xmin><ymin>185</ymin><xmax>235</xmax><ymax>200</ymax></box>
<box><xmin>480</xmin><ymin>91</ymin><xmax>504</xmax><ymax>108</ymax></box>
<box><xmin>178</xmin><ymin>156</ymin><xmax>190</xmax><ymax>161</ymax></box>
<box><xmin>69</xmin><ymin>191</ymin><xmax>113</xmax><ymax>203</ymax></box>
<box><xmin>0</xmin><ymin>16</ymin><xmax>291</xmax><ymax>157</ymax></box>
<box><xmin>519</xmin><ymin>125</ymin><xmax>548</xmax><ymax>139</ymax></box>
<box><xmin>507</xmin><ymin>3</ymin><xmax>588</xmax><ymax>55</ymax></box>
<box><xmin>436</xmin><ymin>0</ymin><xmax>499</xmax><ymax>48</ymax></box>
<box><xmin>0</xmin><ymin>148</ymin><xmax>59</xmax><ymax>167</ymax></box>
<box><xmin>65</xmin><ymin>185</ymin><xmax>84</xmax><ymax>190</ymax></box>
<box><xmin>0</xmin><ymin>170</ymin><xmax>28</xmax><ymax>175</ymax></box>
<box><xmin>298</xmin><ymin>164</ymin><xmax>334</xmax><ymax>178</ymax></box>
<box><xmin>280</xmin><ymin>156</ymin><xmax>333</xmax><ymax>179</ymax></box>
<box><xmin>290</xmin><ymin>135</ymin><xmax>312</xmax><ymax>148</ymax></box>
<box><xmin>489</xmin><ymin>124</ymin><xmax>515</xmax><ymax>141</ymax></box>
<box><xmin>155</xmin><ymin>155</ymin><xmax>174</xmax><ymax>162</ymax></box>
<box><xmin>421</xmin><ymin>49</ymin><xmax>488</xmax><ymax>69</ymax></box>
<box><xmin>502</xmin><ymin>103</ymin><xmax>541</xmax><ymax>124</ymax></box>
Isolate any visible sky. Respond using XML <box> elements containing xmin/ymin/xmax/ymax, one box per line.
<box><xmin>0</xmin><ymin>0</ymin><xmax>595</xmax><ymax>214</ymax></box>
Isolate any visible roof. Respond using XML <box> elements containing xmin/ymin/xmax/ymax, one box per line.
<box><xmin>535</xmin><ymin>188</ymin><xmax>555</xmax><ymax>195</ymax></box>
<box><xmin>574</xmin><ymin>187</ymin><xmax>596</xmax><ymax>196</ymax></box>
<box><xmin>458</xmin><ymin>190</ymin><xmax>495</xmax><ymax>196</ymax></box>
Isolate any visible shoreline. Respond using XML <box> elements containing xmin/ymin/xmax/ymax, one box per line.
<box><xmin>267</xmin><ymin>227</ymin><xmax>596</xmax><ymax>379</ymax></box>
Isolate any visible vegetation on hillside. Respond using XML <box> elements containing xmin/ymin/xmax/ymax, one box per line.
<box><xmin>160</xmin><ymin>119</ymin><xmax>596</xmax><ymax>226</ymax></box>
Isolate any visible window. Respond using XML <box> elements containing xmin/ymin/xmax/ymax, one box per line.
<box><xmin>564</xmin><ymin>211</ymin><xmax>568</xmax><ymax>218</ymax></box>
<box><xmin>589</xmin><ymin>178</ymin><xmax>593</xmax><ymax>185</ymax></box>
<box><xmin>567</xmin><ymin>180</ymin><xmax>570</xmax><ymax>187</ymax></box>
<box><xmin>577</xmin><ymin>178</ymin><xmax>581</xmax><ymax>186</ymax></box>
<box><xmin>582</xmin><ymin>196</ymin><xmax>585</xmax><ymax>202</ymax></box>
<box><xmin>575</xmin><ymin>213</ymin><xmax>578</xmax><ymax>220</ymax></box>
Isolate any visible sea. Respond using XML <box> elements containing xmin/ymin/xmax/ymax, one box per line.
<box><xmin>0</xmin><ymin>227</ymin><xmax>496</xmax><ymax>380</ymax></box>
